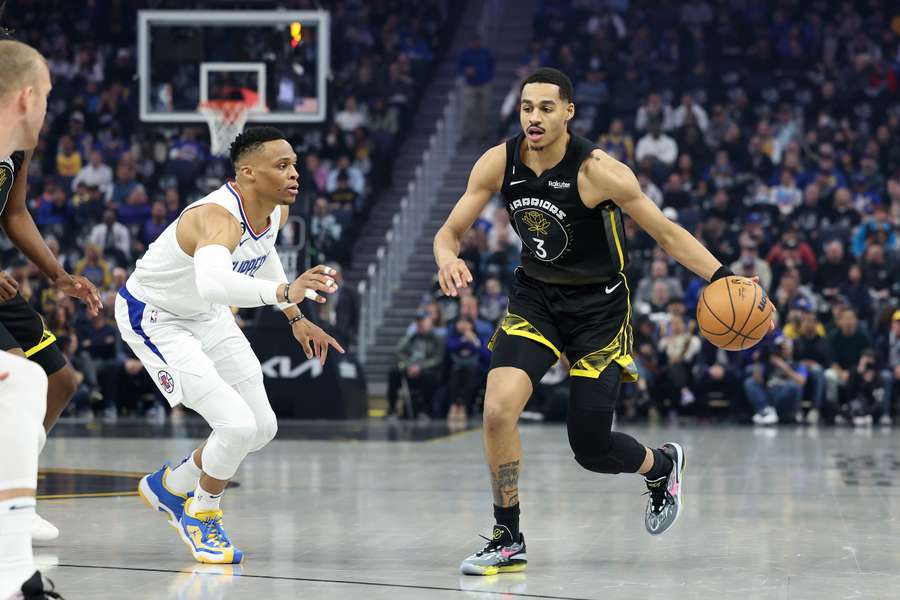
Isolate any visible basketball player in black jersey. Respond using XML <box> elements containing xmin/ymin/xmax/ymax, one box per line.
<box><xmin>436</xmin><ymin>68</ymin><xmax>765</xmax><ymax>575</ymax></box>
<box><xmin>0</xmin><ymin>22</ymin><xmax>102</xmax><ymax>544</ymax></box>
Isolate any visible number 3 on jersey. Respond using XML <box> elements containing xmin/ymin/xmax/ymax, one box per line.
<box><xmin>532</xmin><ymin>237</ymin><xmax>547</xmax><ymax>259</ymax></box>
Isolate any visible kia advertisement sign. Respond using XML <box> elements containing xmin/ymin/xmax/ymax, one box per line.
<box><xmin>245</xmin><ymin>326</ymin><xmax>367</xmax><ymax>419</ymax></box>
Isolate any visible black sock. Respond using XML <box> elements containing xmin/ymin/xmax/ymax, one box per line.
<box><xmin>493</xmin><ymin>503</ymin><xmax>520</xmax><ymax>539</ymax></box>
<box><xmin>644</xmin><ymin>448</ymin><xmax>673</xmax><ymax>481</ymax></box>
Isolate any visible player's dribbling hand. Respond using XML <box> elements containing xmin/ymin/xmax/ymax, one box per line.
<box><xmin>289</xmin><ymin>265</ymin><xmax>339</xmax><ymax>303</ymax></box>
<box><xmin>292</xmin><ymin>319</ymin><xmax>345</xmax><ymax>366</ymax></box>
<box><xmin>0</xmin><ymin>272</ymin><xmax>19</xmax><ymax>302</ymax></box>
<box><xmin>437</xmin><ymin>258</ymin><xmax>473</xmax><ymax>297</ymax></box>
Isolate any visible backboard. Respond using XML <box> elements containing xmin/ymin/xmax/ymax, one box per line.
<box><xmin>138</xmin><ymin>10</ymin><xmax>330</xmax><ymax>124</ymax></box>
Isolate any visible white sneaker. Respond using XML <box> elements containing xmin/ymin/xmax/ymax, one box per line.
<box><xmin>853</xmin><ymin>414</ymin><xmax>873</xmax><ymax>427</ymax></box>
<box><xmin>805</xmin><ymin>408</ymin><xmax>820</xmax><ymax>425</ymax></box>
<box><xmin>752</xmin><ymin>407</ymin><xmax>778</xmax><ymax>425</ymax></box>
<box><xmin>31</xmin><ymin>512</ymin><xmax>59</xmax><ymax>543</ymax></box>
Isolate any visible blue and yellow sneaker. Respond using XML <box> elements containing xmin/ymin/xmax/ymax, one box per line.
<box><xmin>177</xmin><ymin>498</ymin><xmax>243</xmax><ymax>564</ymax></box>
<box><xmin>138</xmin><ymin>462</ymin><xmax>190</xmax><ymax>525</ymax></box>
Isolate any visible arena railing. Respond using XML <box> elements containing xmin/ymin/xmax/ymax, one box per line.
<box><xmin>355</xmin><ymin>0</ymin><xmax>504</xmax><ymax>366</ymax></box>
<box><xmin>356</xmin><ymin>77</ymin><xmax>463</xmax><ymax>364</ymax></box>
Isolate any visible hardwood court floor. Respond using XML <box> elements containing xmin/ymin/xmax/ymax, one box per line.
<box><xmin>33</xmin><ymin>420</ymin><xmax>900</xmax><ymax>599</ymax></box>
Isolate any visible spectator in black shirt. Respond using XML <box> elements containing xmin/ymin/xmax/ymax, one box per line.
<box><xmin>825</xmin><ymin>307</ymin><xmax>871</xmax><ymax>410</ymax></box>
<box><xmin>841</xmin><ymin>264</ymin><xmax>874</xmax><ymax>324</ymax></box>
<box><xmin>815</xmin><ymin>239</ymin><xmax>851</xmax><ymax>300</ymax></box>
<box><xmin>77</xmin><ymin>311</ymin><xmax>122</xmax><ymax>422</ymax></box>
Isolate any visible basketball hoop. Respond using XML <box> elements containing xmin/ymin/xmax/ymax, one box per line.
<box><xmin>199</xmin><ymin>89</ymin><xmax>262</xmax><ymax>156</ymax></box>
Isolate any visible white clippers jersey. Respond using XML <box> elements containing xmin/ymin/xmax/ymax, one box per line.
<box><xmin>127</xmin><ymin>182</ymin><xmax>281</xmax><ymax>318</ymax></box>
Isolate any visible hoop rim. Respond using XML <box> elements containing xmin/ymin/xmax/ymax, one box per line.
<box><xmin>199</xmin><ymin>99</ymin><xmax>255</xmax><ymax>124</ymax></box>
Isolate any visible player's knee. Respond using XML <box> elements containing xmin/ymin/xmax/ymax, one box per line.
<box><xmin>228</xmin><ymin>415</ymin><xmax>259</xmax><ymax>449</ymax></box>
<box><xmin>483</xmin><ymin>369</ymin><xmax>531</xmax><ymax>435</ymax></box>
<box><xmin>568</xmin><ymin>425</ymin><xmax>613</xmax><ymax>470</ymax></box>
<box><xmin>250</xmin><ymin>410</ymin><xmax>278</xmax><ymax>452</ymax></box>
<box><xmin>483</xmin><ymin>398</ymin><xmax>520</xmax><ymax>435</ymax></box>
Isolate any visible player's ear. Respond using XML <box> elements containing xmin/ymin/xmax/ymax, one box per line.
<box><xmin>238</xmin><ymin>164</ymin><xmax>254</xmax><ymax>181</ymax></box>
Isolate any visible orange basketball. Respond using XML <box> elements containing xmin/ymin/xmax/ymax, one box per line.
<box><xmin>696</xmin><ymin>276</ymin><xmax>773</xmax><ymax>351</ymax></box>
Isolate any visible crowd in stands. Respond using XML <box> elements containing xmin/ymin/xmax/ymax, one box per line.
<box><xmin>1</xmin><ymin>0</ymin><xmax>454</xmax><ymax>421</ymax></box>
<box><xmin>391</xmin><ymin>0</ymin><xmax>900</xmax><ymax>426</ymax></box>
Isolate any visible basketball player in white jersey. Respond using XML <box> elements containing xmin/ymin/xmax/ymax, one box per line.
<box><xmin>0</xmin><ymin>37</ymin><xmax>67</xmax><ymax>600</ymax></box>
<box><xmin>117</xmin><ymin>127</ymin><xmax>344</xmax><ymax>564</ymax></box>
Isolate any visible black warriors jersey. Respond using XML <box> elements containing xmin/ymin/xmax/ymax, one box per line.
<box><xmin>500</xmin><ymin>133</ymin><xmax>628</xmax><ymax>285</ymax></box>
<box><xmin>0</xmin><ymin>151</ymin><xmax>24</xmax><ymax>217</ymax></box>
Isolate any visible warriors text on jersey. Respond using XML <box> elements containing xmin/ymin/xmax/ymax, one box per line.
<box><xmin>128</xmin><ymin>182</ymin><xmax>281</xmax><ymax>318</ymax></box>
<box><xmin>0</xmin><ymin>151</ymin><xmax>25</xmax><ymax>217</ymax></box>
<box><xmin>500</xmin><ymin>133</ymin><xmax>628</xmax><ymax>285</ymax></box>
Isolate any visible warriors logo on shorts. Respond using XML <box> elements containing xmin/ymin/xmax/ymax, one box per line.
<box><xmin>158</xmin><ymin>370</ymin><xmax>175</xmax><ymax>394</ymax></box>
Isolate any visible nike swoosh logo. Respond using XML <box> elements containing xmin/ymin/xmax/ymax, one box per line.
<box><xmin>510</xmin><ymin>179</ymin><xmax>528</xmax><ymax>186</ymax></box>
<box><xmin>605</xmin><ymin>281</ymin><xmax>622</xmax><ymax>294</ymax></box>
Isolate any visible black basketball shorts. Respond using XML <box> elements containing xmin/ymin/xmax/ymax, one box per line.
<box><xmin>489</xmin><ymin>268</ymin><xmax>637</xmax><ymax>381</ymax></box>
<box><xmin>0</xmin><ymin>294</ymin><xmax>67</xmax><ymax>375</ymax></box>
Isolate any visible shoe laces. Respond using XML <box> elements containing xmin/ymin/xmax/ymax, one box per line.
<box><xmin>476</xmin><ymin>534</ymin><xmax>507</xmax><ymax>555</ymax></box>
<box><xmin>198</xmin><ymin>513</ymin><xmax>229</xmax><ymax>548</ymax></box>
<box><xmin>643</xmin><ymin>478</ymin><xmax>670</xmax><ymax>515</ymax></box>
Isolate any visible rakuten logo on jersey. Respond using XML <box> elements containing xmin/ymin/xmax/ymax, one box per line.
<box><xmin>548</xmin><ymin>180</ymin><xmax>570</xmax><ymax>190</ymax></box>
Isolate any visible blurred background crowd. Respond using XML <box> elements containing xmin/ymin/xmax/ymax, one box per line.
<box><xmin>1</xmin><ymin>0</ymin><xmax>898</xmax><ymax>427</ymax></box>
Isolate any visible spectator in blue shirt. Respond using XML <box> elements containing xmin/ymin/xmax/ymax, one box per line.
<box><xmin>457</xmin><ymin>35</ymin><xmax>495</xmax><ymax>143</ymax></box>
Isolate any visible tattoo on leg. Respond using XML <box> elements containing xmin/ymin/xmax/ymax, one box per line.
<box><xmin>491</xmin><ymin>460</ymin><xmax>520</xmax><ymax>506</ymax></box>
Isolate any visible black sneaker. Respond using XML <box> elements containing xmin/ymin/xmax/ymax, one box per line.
<box><xmin>643</xmin><ymin>442</ymin><xmax>685</xmax><ymax>536</ymax></box>
<box><xmin>19</xmin><ymin>571</ymin><xmax>64</xmax><ymax>599</ymax></box>
<box><xmin>459</xmin><ymin>525</ymin><xmax>527</xmax><ymax>575</ymax></box>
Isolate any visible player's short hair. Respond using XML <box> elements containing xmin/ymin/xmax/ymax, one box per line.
<box><xmin>229</xmin><ymin>126</ymin><xmax>287</xmax><ymax>166</ymax></box>
<box><xmin>0</xmin><ymin>39</ymin><xmax>46</xmax><ymax>98</ymax></box>
<box><xmin>520</xmin><ymin>67</ymin><xmax>574</xmax><ymax>103</ymax></box>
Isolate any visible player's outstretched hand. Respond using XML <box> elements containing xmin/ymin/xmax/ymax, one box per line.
<box><xmin>746</xmin><ymin>275</ymin><xmax>777</xmax><ymax>332</ymax></box>
<box><xmin>0</xmin><ymin>272</ymin><xmax>18</xmax><ymax>302</ymax></box>
<box><xmin>291</xmin><ymin>318</ymin><xmax>345</xmax><ymax>366</ymax></box>
<box><xmin>56</xmin><ymin>273</ymin><xmax>103</xmax><ymax>316</ymax></box>
<box><xmin>437</xmin><ymin>258</ymin><xmax>473</xmax><ymax>297</ymax></box>
<box><xmin>289</xmin><ymin>265</ymin><xmax>338</xmax><ymax>304</ymax></box>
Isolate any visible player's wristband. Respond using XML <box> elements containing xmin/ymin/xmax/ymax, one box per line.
<box><xmin>288</xmin><ymin>313</ymin><xmax>306</xmax><ymax>326</ymax></box>
<box><xmin>282</xmin><ymin>284</ymin><xmax>291</xmax><ymax>304</ymax></box>
<box><xmin>710</xmin><ymin>266</ymin><xmax>734</xmax><ymax>283</ymax></box>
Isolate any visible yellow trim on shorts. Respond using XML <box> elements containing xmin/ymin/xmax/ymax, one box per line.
<box><xmin>569</xmin><ymin>273</ymin><xmax>638</xmax><ymax>382</ymax></box>
<box><xmin>24</xmin><ymin>329</ymin><xmax>57</xmax><ymax>358</ymax></box>
<box><xmin>489</xmin><ymin>312</ymin><xmax>561</xmax><ymax>358</ymax></box>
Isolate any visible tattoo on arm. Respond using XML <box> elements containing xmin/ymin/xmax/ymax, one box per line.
<box><xmin>491</xmin><ymin>460</ymin><xmax>520</xmax><ymax>507</ymax></box>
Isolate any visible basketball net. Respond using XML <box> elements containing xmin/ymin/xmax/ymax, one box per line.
<box><xmin>199</xmin><ymin>89</ymin><xmax>261</xmax><ymax>156</ymax></box>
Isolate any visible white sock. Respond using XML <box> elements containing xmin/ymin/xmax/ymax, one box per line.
<box><xmin>189</xmin><ymin>483</ymin><xmax>222</xmax><ymax>515</ymax></box>
<box><xmin>0</xmin><ymin>497</ymin><xmax>36</xmax><ymax>600</ymax></box>
<box><xmin>167</xmin><ymin>452</ymin><xmax>202</xmax><ymax>495</ymax></box>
